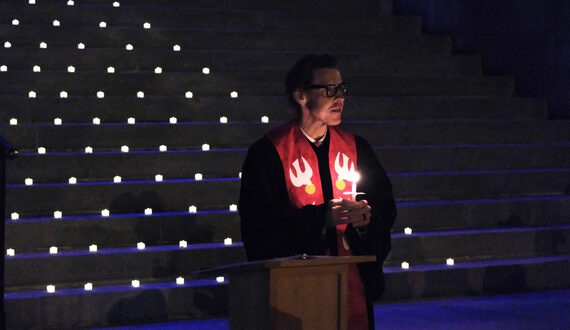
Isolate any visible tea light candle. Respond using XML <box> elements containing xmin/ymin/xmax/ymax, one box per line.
<box><xmin>54</xmin><ymin>211</ymin><xmax>62</xmax><ymax>219</ymax></box>
<box><xmin>159</xmin><ymin>145</ymin><xmax>167</xmax><ymax>152</ymax></box>
<box><xmin>446</xmin><ymin>258</ymin><xmax>455</xmax><ymax>266</ymax></box>
<box><xmin>113</xmin><ymin>1</ymin><xmax>120</xmax><ymax>7</ymax></box>
<box><xmin>176</xmin><ymin>277</ymin><xmax>184</xmax><ymax>285</ymax></box>
<box><xmin>137</xmin><ymin>242</ymin><xmax>145</xmax><ymax>250</ymax></box>
<box><xmin>219</xmin><ymin>116</ymin><xmax>228</xmax><ymax>124</ymax></box>
<box><xmin>194</xmin><ymin>173</ymin><xmax>203</xmax><ymax>181</ymax></box>
<box><xmin>59</xmin><ymin>91</ymin><xmax>68</xmax><ymax>98</ymax></box>
<box><xmin>143</xmin><ymin>22</ymin><xmax>151</xmax><ymax>29</ymax></box>
<box><xmin>25</xmin><ymin>178</ymin><xmax>33</xmax><ymax>186</ymax></box>
<box><xmin>68</xmin><ymin>177</ymin><xmax>77</xmax><ymax>184</ymax></box>
<box><xmin>107</xmin><ymin>66</ymin><xmax>115</xmax><ymax>73</ymax></box>
<box><xmin>29</xmin><ymin>91</ymin><xmax>37</xmax><ymax>98</ymax></box>
<box><xmin>188</xmin><ymin>205</ymin><xmax>197</xmax><ymax>213</ymax></box>
<box><xmin>92</xmin><ymin>117</ymin><xmax>101</xmax><ymax>125</ymax></box>
<box><xmin>49</xmin><ymin>246</ymin><xmax>58</xmax><ymax>254</ymax></box>
<box><xmin>7</xmin><ymin>249</ymin><xmax>15</xmax><ymax>256</ymax></box>
<box><xmin>216</xmin><ymin>276</ymin><xmax>225</xmax><ymax>283</ymax></box>
<box><xmin>11</xmin><ymin>212</ymin><xmax>19</xmax><ymax>220</ymax></box>
<box><xmin>173</xmin><ymin>44</ymin><xmax>181</xmax><ymax>51</ymax></box>
<box><xmin>238</xmin><ymin>172</ymin><xmax>242</xmax><ymax>178</ymax></box>
<box><xmin>121</xmin><ymin>146</ymin><xmax>129</xmax><ymax>153</ymax></box>
<box><xmin>185</xmin><ymin>91</ymin><xmax>193</xmax><ymax>98</ymax></box>
<box><xmin>144</xmin><ymin>208</ymin><xmax>152</xmax><ymax>215</ymax></box>
<box><xmin>127</xmin><ymin>117</ymin><xmax>135</xmax><ymax>124</ymax></box>
<box><xmin>125</xmin><ymin>44</ymin><xmax>134</xmax><ymax>51</ymax></box>
<box><xmin>54</xmin><ymin>118</ymin><xmax>62</xmax><ymax>125</ymax></box>
<box><xmin>202</xmin><ymin>67</ymin><xmax>210</xmax><ymax>75</ymax></box>
<box><xmin>230</xmin><ymin>91</ymin><xmax>238</xmax><ymax>98</ymax></box>
<box><xmin>33</xmin><ymin>65</ymin><xmax>41</xmax><ymax>72</ymax></box>
<box><xmin>84</xmin><ymin>283</ymin><xmax>93</xmax><ymax>291</ymax></box>
<box><xmin>4</xmin><ymin>41</ymin><xmax>11</xmax><ymax>48</ymax></box>
<box><xmin>9</xmin><ymin>118</ymin><xmax>17</xmax><ymax>125</ymax></box>
<box><xmin>89</xmin><ymin>244</ymin><xmax>98</xmax><ymax>252</ymax></box>
<box><xmin>137</xmin><ymin>91</ymin><xmax>144</xmax><ymax>98</ymax></box>
<box><xmin>39</xmin><ymin>42</ymin><xmax>47</xmax><ymax>49</ymax></box>
<box><xmin>404</xmin><ymin>227</ymin><xmax>412</xmax><ymax>235</ymax></box>
<box><xmin>96</xmin><ymin>91</ymin><xmax>104</xmax><ymax>98</ymax></box>
<box><xmin>131</xmin><ymin>280</ymin><xmax>140</xmax><ymax>288</ymax></box>
<box><xmin>12</xmin><ymin>19</ymin><xmax>19</xmax><ymax>26</ymax></box>
<box><xmin>261</xmin><ymin>116</ymin><xmax>269</xmax><ymax>123</ymax></box>
<box><xmin>169</xmin><ymin>117</ymin><xmax>177</xmax><ymax>124</ymax></box>
<box><xmin>67</xmin><ymin>0</ymin><xmax>74</xmax><ymax>5</ymax></box>
<box><xmin>99</xmin><ymin>21</ymin><xmax>107</xmax><ymax>28</ymax></box>
<box><xmin>224</xmin><ymin>237</ymin><xmax>232</xmax><ymax>245</ymax></box>
<box><xmin>154</xmin><ymin>67</ymin><xmax>162</xmax><ymax>74</ymax></box>
<box><xmin>101</xmin><ymin>209</ymin><xmax>110</xmax><ymax>217</ymax></box>
<box><xmin>77</xmin><ymin>42</ymin><xmax>85</xmax><ymax>49</ymax></box>
<box><xmin>229</xmin><ymin>204</ymin><xmax>238</xmax><ymax>212</ymax></box>
<box><xmin>85</xmin><ymin>146</ymin><xmax>93</xmax><ymax>153</ymax></box>
<box><xmin>155</xmin><ymin>174</ymin><xmax>163</xmax><ymax>182</ymax></box>
<box><xmin>201</xmin><ymin>144</ymin><xmax>210</xmax><ymax>151</ymax></box>
<box><xmin>46</xmin><ymin>285</ymin><xmax>55</xmax><ymax>293</ymax></box>
<box><xmin>179</xmin><ymin>240</ymin><xmax>188</xmax><ymax>248</ymax></box>
<box><xmin>67</xmin><ymin>65</ymin><xmax>75</xmax><ymax>73</ymax></box>
<box><xmin>53</xmin><ymin>20</ymin><xmax>61</xmax><ymax>27</ymax></box>
<box><xmin>401</xmin><ymin>261</ymin><xmax>410</xmax><ymax>269</ymax></box>
<box><xmin>38</xmin><ymin>147</ymin><xmax>46</xmax><ymax>154</ymax></box>
<box><xmin>1</xmin><ymin>65</ymin><xmax>7</xmax><ymax>72</ymax></box>
<box><xmin>29</xmin><ymin>0</ymin><xmax>36</xmax><ymax>4</ymax></box>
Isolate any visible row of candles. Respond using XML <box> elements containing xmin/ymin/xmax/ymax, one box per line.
<box><xmin>4</xmin><ymin>41</ymin><xmax>185</xmax><ymax>52</ymax></box>
<box><xmin>25</xmin><ymin>143</ymin><xmax>232</xmax><ymax>154</ymax></box>
<box><xmin>7</xmin><ymin>115</ymin><xmax>270</xmax><ymax>126</ymax></box>
<box><xmin>11</xmin><ymin>18</ymin><xmax>158</xmax><ymax>30</ymax></box>
<box><xmin>26</xmin><ymin>0</ymin><xmax>122</xmax><ymax>8</ymax></box>
<box><xmin>1</xmin><ymin>66</ymin><xmax>213</xmax><ymax>75</ymax></box>
<box><xmin>9</xmin><ymin>90</ymin><xmax>240</xmax><ymax>99</ymax></box>
<box><xmin>10</xmin><ymin>204</ymin><xmax>239</xmax><ymax>221</ymax></box>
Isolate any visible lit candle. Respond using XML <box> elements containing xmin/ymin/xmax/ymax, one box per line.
<box><xmin>77</xmin><ymin>42</ymin><xmax>85</xmax><ymax>49</ymax></box>
<box><xmin>159</xmin><ymin>145</ymin><xmax>167</xmax><ymax>152</ymax></box>
<box><xmin>179</xmin><ymin>240</ymin><xmax>188</xmax><ymax>248</ymax></box>
<box><xmin>39</xmin><ymin>42</ymin><xmax>47</xmax><ymax>49</ymax></box>
<box><xmin>29</xmin><ymin>0</ymin><xmax>36</xmax><ymax>4</ymax></box>
<box><xmin>4</xmin><ymin>41</ymin><xmax>11</xmax><ymax>48</ymax></box>
<box><xmin>185</xmin><ymin>91</ymin><xmax>193</xmax><ymax>98</ymax></box>
<box><xmin>84</xmin><ymin>283</ymin><xmax>93</xmax><ymax>291</ymax></box>
<box><xmin>219</xmin><ymin>116</ymin><xmax>228</xmax><ymax>124</ymax></box>
<box><xmin>446</xmin><ymin>258</ymin><xmax>455</xmax><ymax>266</ymax></box>
<box><xmin>89</xmin><ymin>244</ymin><xmax>98</xmax><ymax>252</ymax></box>
<box><xmin>54</xmin><ymin>211</ymin><xmax>62</xmax><ymax>219</ymax></box>
<box><xmin>224</xmin><ymin>237</ymin><xmax>232</xmax><ymax>245</ymax></box>
<box><xmin>1</xmin><ymin>65</ymin><xmax>7</xmax><ymax>72</ymax></box>
<box><xmin>7</xmin><ymin>249</ymin><xmax>15</xmax><ymax>256</ymax></box>
<box><xmin>188</xmin><ymin>205</ymin><xmax>197</xmax><ymax>213</ymax></box>
<box><xmin>113</xmin><ymin>176</ymin><xmax>121</xmax><ymax>183</ymax></box>
<box><xmin>54</xmin><ymin>118</ymin><xmax>62</xmax><ymax>125</ymax></box>
<box><xmin>68</xmin><ymin>177</ymin><xmax>77</xmax><ymax>184</ymax></box>
<box><xmin>404</xmin><ymin>227</ymin><xmax>412</xmax><ymax>235</ymax></box>
<box><xmin>125</xmin><ymin>44</ymin><xmax>134</xmax><ymax>51</ymax></box>
<box><xmin>25</xmin><ymin>178</ymin><xmax>33</xmax><ymax>186</ymax></box>
<box><xmin>38</xmin><ymin>147</ymin><xmax>46</xmax><ymax>154</ymax></box>
<box><xmin>194</xmin><ymin>173</ymin><xmax>203</xmax><ymax>181</ymax></box>
<box><xmin>351</xmin><ymin>172</ymin><xmax>360</xmax><ymax>200</ymax></box>
<box><xmin>49</xmin><ymin>246</ymin><xmax>58</xmax><ymax>254</ymax></box>
<box><xmin>59</xmin><ymin>91</ymin><xmax>68</xmax><ymax>98</ymax></box>
<box><xmin>67</xmin><ymin>0</ymin><xmax>74</xmax><ymax>5</ymax></box>
<box><xmin>137</xmin><ymin>91</ymin><xmax>144</xmax><ymax>98</ymax></box>
<box><xmin>169</xmin><ymin>117</ymin><xmax>177</xmax><ymax>124</ymax></box>
<box><xmin>131</xmin><ymin>280</ymin><xmax>140</xmax><ymax>288</ymax></box>
<box><xmin>229</xmin><ymin>204</ymin><xmax>238</xmax><ymax>212</ymax></box>
<box><xmin>144</xmin><ymin>208</ymin><xmax>152</xmax><ymax>215</ymax></box>
<box><xmin>261</xmin><ymin>116</ymin><xmax>269</xmax><ymax>123</ymax></box>
<box><xmin>202</xmin><ymin>67</ymin><xmax>210</xmax><ymax>75</ymax></box>
<box><xmin>12</xmin><ymin>19</ymin><xmax>19</xmax><ymax>26</ymax></box>
<box><xmin>155</xmin><ymin>174</ymin><xmax>163</xmax><ymax>182</ymax></box>
<box><xmin>101</xmin><ymin>209</ymin><xmax>110</xmax><ymax>217</ymax></box>
<box><xmin>143</xmin><ymin>22</ymin><xmax>151</xmax><ymax>29</ymax></box>
<box><xmin>67</xmin><ymin>65</ymin><xmax>75</xmax><ymax>73</ymax></box>
<box><xmin>173</xmin><ymin>44</ymin><xmax>181</xmax><ymax>51</ymax></box>
<box><xmin>33</xmin><ymin>65</ymin><xmax>41</xmax><ymax>72</ymax></box>
<box><xmin>238</xmin><ymin>172</ymin><xmax>242</xmax><ymax>178</ymax></box>
<box><xmin>201</xmin><ymin>144</ymin><xmax>210</xmax><ymax>151</ymax></box>
<box><xmin>176</xmin><ymin>277</ymin><xmax>185</xmax><ymax>285</ymax></box>
<box><xmin>99</xmin><ymin>21</ymin><xmax>107</xmax><ymax>28</ymax></box>
<box><xmin>85</xmin><ymin>146</ymin><xmax>93</xmax><ymax>153</ymax></box>
<box><xmin>113</xmin><ymin>1</ymin><xmax>120</xmax><ymax>7</ymax></box>
<box><xmin>10</xmin><ymin>118</ymin><xmax>17</xmax><ymax>125</ymax></box>
<box><xmin>401</xmin><ymin>261</ymin><xmax>410</xmax><ymax>269</ymax></box>
<box><xmin>154</xmin><ymin>67</ymin><xmax>162</xmax><ymax>74</ymax></box>
<box><xmin>127</xmin><ymin>117</ymin><xmax>135</xmax><ymax>124</ymax></box>
<box><xmin>107</xmin><ymin>66</ymin><xmax>115</xmax><ymax>73</ymax></box>
<box><xmin>96</xmin><ymin>91</ymin><xmax>104</xmax><ymax>98</ymax></box>
<box><xmin>11</xmin><ymin>212</ymin><xmax>19</xmax><ymax>220</ymax></box>
<box><xmin>137</xmin><ymin>242</ymin><xmax>145</xmax><ymax>250</ymax></box>
<box><xmin>92</xmin><ymin>117</ymin><xmax>101</xmax><ymax>125</ymax></box>
<box><xmin>53</xmin><ymin>20</ymin><xmax>60</xmax><ymax>27</ymax></box>
<box><xmin>216</xmin><ymin>276</ymin><xmax>225</xmax><ymax>283</ymax></box>
<box><xmin>121</xmin><ymin>145</ymin><xmax>129</xmax><ymax>153</ymax></box>
<box><xmin>46</xmin><ymin>285</ymin><xmax>55</xmax><ymax>293</ymax></box>
<box><xmin>230</xmin><ymin>91</ymin><xmax>238</xmax><ymax>98</ymax></box>
<box><xmin>29</xmin><ymin>91</ymin><xmax>37</xmax><ymax>98</ymax></box>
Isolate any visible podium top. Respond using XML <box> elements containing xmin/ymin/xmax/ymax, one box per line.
<box><xmin>194</xmin><ymin>255</ymin><xmax>376</xmax><ymax>277</ymax></box>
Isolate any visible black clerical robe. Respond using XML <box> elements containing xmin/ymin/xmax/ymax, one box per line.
<box><xmin>238</xmin><ymin>127</ymin><xmax>396</xmax><ymax>302</ymax></box>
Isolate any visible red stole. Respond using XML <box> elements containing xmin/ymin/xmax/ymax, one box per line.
<box><xmin>267</xmin><ymin>120</ymin><xmax>369</xmax><ymax>330</ymax></box>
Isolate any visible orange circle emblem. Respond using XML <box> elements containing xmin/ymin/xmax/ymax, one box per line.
<box><xmin>305</xmin><ymin>184</ymin><xmax>316</xmax><ymax>194</ymax></box>
<box><xmin>335</xmin><ymin>179</ymin><xmax>346</xmax><ymax>190</ymax></box>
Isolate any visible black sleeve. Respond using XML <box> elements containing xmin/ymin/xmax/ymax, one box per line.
<box><xmin>238</xmin><ymin>136</ymin><xmax>328</xmax><ymax>261</ymax></box>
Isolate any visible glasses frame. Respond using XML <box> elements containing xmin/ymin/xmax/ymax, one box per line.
<box><xmin>304</xmin><ymin>82</ymin><xmax>348</xmax><ymax>98</ymax></box>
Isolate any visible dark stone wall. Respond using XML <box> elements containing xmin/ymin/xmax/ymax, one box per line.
<box><xmin>394</xmin><ymin>0</ymin><xmax>570</xmax><ymax>118</ymax></box>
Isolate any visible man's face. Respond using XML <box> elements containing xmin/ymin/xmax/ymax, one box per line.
<box><xmin>300</xmin><ymin>68</ymin><xmax>345</xmax><ymax>127</ymax></box>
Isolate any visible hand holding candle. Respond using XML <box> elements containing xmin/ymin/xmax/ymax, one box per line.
<box><xmin>326</xmin><ymin>199</ymin><xmax>371</xmax><ymax>227</ymax></box>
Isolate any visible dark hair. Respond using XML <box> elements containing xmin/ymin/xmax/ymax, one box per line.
<box><xmin>285</xmin><ymin>54</ymin><xmax>338</xmax><ymax>118</ymax></box>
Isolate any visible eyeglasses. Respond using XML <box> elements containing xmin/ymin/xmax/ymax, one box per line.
<box><xmin>304</xmin><ymin>82</ymin><xmax>348</xmax><ymax>98</ymax></box>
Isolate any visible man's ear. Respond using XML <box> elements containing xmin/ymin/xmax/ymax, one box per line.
<box><xmin>293</xmin><ymin>89</ymin><xmax>306</xmax><ymax>106</ymax></box>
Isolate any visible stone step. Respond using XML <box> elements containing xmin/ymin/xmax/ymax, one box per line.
<box><xmin>1</xmin><ymin>96</ymin><xmax>546</xmax><ymax>124</ymax></box>
<box><xmin>5</xmin><ymin>255</ymin><xmax>569</xmax><ymax>329</ymax></box>
<box><xmin>6</xmin><ymin>168</ymin><xmax>570</xmax><ymax>217</ymax></box>
<box><xmin>0</xmin><ymin>71</ymin><xmax>513</xmax><ymax>97</ymax></box>
<box><xmin>2</xmin><ymin>120</ymin><xmax>568</xmax><ymax>152</ymax></box>
<box><xmin>5</xmin><ymin>198</ymin><xmax>569</xmax><ymax>251</ymax></box>
<box><xmin>1</xmin><ymin>3</ymin><xmax>419</xmax><ymax>34</ymax></box>
<box><xmin>5</xmin><ymin>225</ymin><xmax>568</xmax><ymax>287</ymax></box>
<box><xmin>6</xmin><ymin>143</ymin><xmax>570</xmax><ymax>184</ymax></box>
<box><xmin>0</xmin><ymin>25</ymin><xmax>452</xmax><ymax>53</ymax></box>
<box><xmin>0</xmin><ymin>48</ymin><xmax>481</xmax><ymax>75</ymax></box>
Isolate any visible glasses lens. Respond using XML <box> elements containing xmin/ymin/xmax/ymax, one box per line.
<box><xmin>326</xmin><ymin>83</ymin><xmax>348</xmax><ymax>97</ymax></box>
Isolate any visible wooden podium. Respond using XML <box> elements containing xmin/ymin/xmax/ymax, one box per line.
<box><xmin>198</xmin><ymin>255</ymin><xmax>376</xmax><ymax>330</ymax></box>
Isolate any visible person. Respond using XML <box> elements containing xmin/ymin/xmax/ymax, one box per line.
<box><xmin>238</xmin><ymin>54</ymin><xmax>396</xmax><ymax>330</ymax></box>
